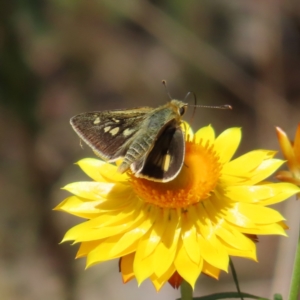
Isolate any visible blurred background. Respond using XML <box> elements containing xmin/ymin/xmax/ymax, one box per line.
<box><xmin>1</xmin><ymin>0</ymin><xmax>300</xmax><ymax>299</ymax></box>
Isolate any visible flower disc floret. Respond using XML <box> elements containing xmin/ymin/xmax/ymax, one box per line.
<box><xmin>130</xmin><ymin>139</ymin><xmax>221</xmax><ymax>208</ymax></box>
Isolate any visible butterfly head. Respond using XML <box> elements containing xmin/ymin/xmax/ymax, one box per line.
<box><xmin>169</xmin><ymin>100</ymin><xmax>188</xmax><ymax>118</ymax></box>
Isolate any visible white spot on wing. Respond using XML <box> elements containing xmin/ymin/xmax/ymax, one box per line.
<box><xmin>112</xmin><ymin>118</ymin><xmax>120</xmax><ymax>123</ymax></box>
<box><xmin>104</xmin><ymin>126</ymin><xmax>111</xmax><ymax>132</ymax></box>
<box><xmin>94</xmin><ymin>117</ymin><xmax>101</xmax><ymax>124</ymax></box>
<box><xmin>110</xmin><ymin>127</ymin><xmax>120</xmax><ymax>135</ymax></box>
<box><xmin>123</xmin><ymin>128</ymin><xmax>135</xmax><ymax>136</ymax></box>
<box><xmin>162</xmin><ymin>154</ymin><xmax>171</xmax><ymax>171</ymax></box>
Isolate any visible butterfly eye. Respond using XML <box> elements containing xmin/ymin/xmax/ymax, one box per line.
<box><xmin>179</xmin><ymin>106</ymin><xmax>187</xmax><ymax>116</ymax></box>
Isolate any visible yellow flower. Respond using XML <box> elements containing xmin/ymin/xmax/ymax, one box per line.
<box><xmin>276</xmin><ymin>124</ymin><xmax>300</xmax><ymax>195</ymax></box>
<box><xmin>56</xmin><ymin>125</ymin><xmax>300</xmax><ymax>290</ymax></box>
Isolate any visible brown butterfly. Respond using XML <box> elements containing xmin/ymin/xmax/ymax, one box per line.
<box><xmin>70</xmin><ymin>100</ymin><xmax>187</xmax><ymax>182</ymax></box>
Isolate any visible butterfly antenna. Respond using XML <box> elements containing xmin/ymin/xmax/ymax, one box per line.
<box><xmin>185</xmin><ymin>91</ymin><xmax>232</xmax><ymax>124</ymax></box>
<box><xmin>190</xmin><ymin>104</ymin><xmax>232</xmax><ymax>110</ymax></box>
<box><xmin>162</xmin><ymin>80</ymin><xmax>172</xmax><ymax>100</ymax></box>
<box><xmin>184</xmin><ymin>91</ymin><xmax>197</xmax><ymax>124</ymax></box>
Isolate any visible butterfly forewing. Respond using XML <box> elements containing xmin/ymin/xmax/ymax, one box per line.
<box><xmin>70</xmin><ymin>108</ymin><xmax>152</xmax><ymax>161</ymax></box>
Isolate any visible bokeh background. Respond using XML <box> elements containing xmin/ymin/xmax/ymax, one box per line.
<box><xmin>1</xmin><ymin>1</ymin><xmax>300</xmax><ymax>299</ymax></box>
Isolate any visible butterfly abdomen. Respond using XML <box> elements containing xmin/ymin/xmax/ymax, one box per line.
<box><xmin>117</xmin><ymin>134</ymin><xmax>155</xmax><ymax>174</ymax></box>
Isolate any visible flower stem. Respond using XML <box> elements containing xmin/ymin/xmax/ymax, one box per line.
<box><xmin>229</xmin><ymin>259</ymin><xmax>244</xmax><ymax>300</ymax></box>
<box><xmin>288</xmin><ymin>230</ymin><xmax>300</xmax><ymax>300</ymax></box>
<box><xmin>180</xmin><ymin>280</ymin><xmax>193</xmax><ymax>300</ymax></box>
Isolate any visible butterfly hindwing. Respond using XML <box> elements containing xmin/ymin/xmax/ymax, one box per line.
<box><xmin>131</xmin><ymin>122</ymin><xmax>185</xmax><ymax>182</ymax></box>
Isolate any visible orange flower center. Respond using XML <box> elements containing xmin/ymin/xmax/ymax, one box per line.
<box><xmin>129</xmin><ymin>138</ymin><xmax>222</xmax><ymax>208</ymax></box>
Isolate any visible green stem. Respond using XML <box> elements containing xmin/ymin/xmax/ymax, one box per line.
<box><xmin>229</xmin><ymin>259</ymin><xmax>244</xmax><ymax>300</ymax></box>
<box><xmin>180</xmin><ymin>279</ymin><xmax>193</xmax><ymax>300</ymax></box>
<box><xmin>288</xmin><ymin>230</ymin><xmax>300</xmax><ymax>300</ymax></box>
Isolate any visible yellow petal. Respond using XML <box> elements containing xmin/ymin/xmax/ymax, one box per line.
<box><xmin>214</xmin><ymin>128</ymin><xmax>241</xmax><ymax>164</ymax></box>
<box><xmin>221</xmin><ymin>204</ymin><xmax>256</xmax><ymax>228</ymax></box>
<box><xmin>134</xmin><ymin>208</ymin><xmax>166</xmax><ymax>259</ymax></box>
<box><xmin>151</xmin><ymin>276</ymin><xmax>165</xmax><ymax>291</ymax></box>
<box><xmin>226</xmin><ymin>183</ymin><xmax>300</xmax><ymax>205</ymax></box>
<box><xmin>235</xmin><ymin>203</ymin><xmax>285</xmax><ymax>224</ymax></box>
<box><xmin>226</xmin><ymin>185</ymin><xmax>269</xmax><ymax>203</ymax></box>
<box><xmin>110</xmin><ymin>216</ymin><xmax>153</xmax><ymax>257</ymax></box>
<box><xmin>194</xmin><ymin>125</ymin><xmax>215</xmax><ymax>144</ymax></box>
<box><xmin>223</xmin><ymin>150</ymin><xmax>276</xmax><ymax>177</ymax></box>
<box><xmin>276</xmin><ymin>127</ymin><xmax>298</xmax><ymax>173</ymax></box>
<box><xmin>197</xmin><ymin>233</ymin><xmax>229</xmax><ymax>272</ymax></box>
<box><xmin>150</xmin><ymin>266</ymin><xmax>176</xmax><ymax>291</ymax></box>
<box><xmin>174</xmin><ymin>240</ymin><xmax>203</xmax><ymax>289</ymax></box>
<box><xmin>97</xmin><ymin>201</ymin><xmax>141</xmax><ymax>227</ymax></box>
<box><xmin>62</xmin><ymin>217</ymin><xmax>103</xmax><ymax>242</ymax></box>
<box><xmin>258</xmin><ymin>183</ymin><xmax>300</xmax><ymax>205</ymax></box>
<box><xmin>181</xmin><ymin>121</ymin><xmax>194</xmax><ymax>140</ymax></box>
<box><xmin>194</xmin><ymin>201</ymin><xmax>229</xmax><ymax>271</ymax></box>
<box><xmin>120</xmin><ymin>253</ymin><xmax>135</xmax><ymax>283</ymax></box>
<box><xmin>181</xmin><ymin>207</ymin><xmax>201</xmax><ymax>264</ymax></box>
<box><xmin>76</xmin><ymin>240</ymin><xmax>102</xmax><ymax>258</ymax></box>
<box><xmin>194</xmin><ymin>203</ymin><xmax>215</xmax><ymax>239</ymax></box>
<box><xmin>78</xmin><ymin>158</ymin><xmax>127</xmax><ymax>183</ymax></box>
<box><xmin>214</xmin><ymin>225</ymin><xmax>257</xmax><ymax>260</ymax></box>
<box><xmin>63</xmin><ymin>204</ymin><xmax>144</xmax><ymax>242</ymax></box>
<box><xmin>215</xmin><ymin>224</ymin><xmax>255</xmax><ymax>251</ymax></box>
<box><xmin>99</xmin><ymin>163</ymin><xmax>129</xmax><ymax>182</ymax></box>
<box><xmin>223</xmin><ymin>158</ymin><xmax>284</xmax><ymax>186</ymax></box>
<box><xmin>55</xmin><ymin>196</ymin><xmax>102</xmax><ymax>218</ymax></box>
<box><xmin>86</xmin><ymin>234</ymin><xmax>138</xmax><ymax>266</ymax></box>
<box><xmin>62</xmin><ymin>182</ymin><xmax>127</xmax><ymax>200</ymax></box>
<box><xmin>252</xmin><ymin>159</ymin><xmax>285</xmax><ymax>183</ymax></box>
<box><xmin>134</xmin><ymin>231</ymin><xmax>155</xmax><ymax>284</ymax></box>
<box><xmin>77</xmin><ymin>158</ymin><xmax>110</xmax><ymax>182</ymax></box>
<box><xmin>232</xmin><ymin>222</ymin><xmax>287</xmax><ymax>236</ymax></box>
<box><xmin>152</xmin><ymin>209</ymin><xmax>180</xmax><ymax>278</ymax></box>
<box><xmin>218</xmin><ymin>238</ymin><xmax>257</xmax><ymax>261</ymax></box>
<box><xmin>96</xmin><ymin>192</ymin><xmax>135</xmax><ymax>211</ymax></box>
<box><xmin>201</xmin><ymin>261</ymin><xmax>220</xmax><ymax>279</ymax></box>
